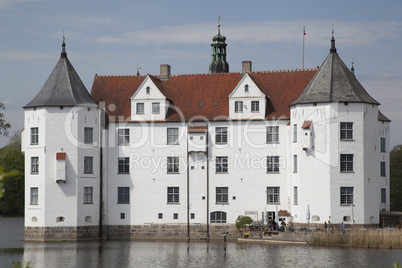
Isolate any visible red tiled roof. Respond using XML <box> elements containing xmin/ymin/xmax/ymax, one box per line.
<box><xmin>56</xmin><ymin>152</ymin><xmax>66</xmax><ymax>160</ymax></box>
<box><xmin>188</xmin><ymin>126</ymin><xmax>207</xmax><ymax>133</ymax></box>
<box><xmin>302</xmin><ymin>120</ymin><xmax>313</xmax><ymax>129</ymax></box>
<box><xmin>90</xmin><ymin>69</ymin><xmax>317</xmax><ymax>122</ymax></box>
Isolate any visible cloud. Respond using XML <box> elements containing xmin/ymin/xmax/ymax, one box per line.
<box><xmin>95</xmin><ymin>20</ymin><xmax>402</xmax><ymax>48</ymax></box>
<box><xmin>0</xmin><ymin>49</ymin><xmax>54</xmax><ymax>63</ymax></box>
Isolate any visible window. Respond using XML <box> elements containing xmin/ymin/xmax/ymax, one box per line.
<box><xmin>211</xmin><ymin>211</ymin><xmax>227</xmax><ymax>223</ymax></box>
<box><xmin>293</xmin><ymin>155</ymin><xmax>298</xmax><ymax>173</ymax></box>
<box><xmin>293</xmin><ymin>124</ymin><xmax>297</xmax><ymax>142</ymax></box>
<box><xmin>340</xmin><ymin>187</ymin><xmax>353</xmax><ymax>205</ymax></box>
<box><xmin>30</xmin><ymin>127</ymin><xmax>38</xmax><ymax>145</ymax></box>
<box><xmin>215</xmin><ymin>127</ymin><xmax>228</xmax><ymax>144</ymax></box>
<box><xmin>173</xmin><ymin>213</ymin><xmax>178</xmax><ymax>219</ymax></box>
<box><xmin>136</xmin><ymin>103</ymin><xmax>144</xmax><ymax>114</ymax></box>
<box><xmin>267</xmin><ymin>156</ymin><xmax>280</xmax><ymax>173</ymax></box>
<box><xmin>380</xmin><ymin>138</ymin><xmax>386</xmax><ymax>153</ymax></box>
<box><xmin>380</xmin><ymin>162</ymin><xmax>386</xmax><ymax>177</ymax></box>
<box><xmin>146</xmin><ymin>86</ymin><xmax>150</xmax><ymax>94</ymax></box>
<box><xmin>84</xmin><ymin>127</ymin><xmax>93</xmax><ymax>144</ymax></box>
<box><xmin>120</xmin><ymin>213</ymin><xmax>125</xmax><ymax>219</ymax></box>
<box><xmin>293</xmin><ymin>186</ymin><xmax>298</xmax><ymax>205</ymax></box>
<box><xmin>152</xmin><ymin>103</ymin><xmax>160</xmax><ymax>114</ymax></box>
<box><xmin>381</xmin><ymin>188</ymin><xmax>386</xmax><ymax>203</ymax></box>
<box><xmin>84</xmin><ymin>187</ymin><xmax>93</xmax><ymax>204</ymax></box>
<box><xmin>267</xmin><ymin>187</ymin><xmax>280</xmax><ymax>204</ymax></box>
<box><xmin>118</xmin><ymin>187</ymin><xmax>130</xmax><ymax>203</ymax></box>
<box><xmin>216</xmin><ymin>187</ymin><xmax>228</xmax><ymax>203</ymax></box>
<box><xmin>340</xmin><ymin>154</ymin><xmax>353</xmax><ymax>172</ymax></box>
<box><xmin>118</xmin><ymin>129</ymin><xmax>130</xmax><ymax>146</ymax></box>
<box><xmin>245</xmin><ymin>84</ymin><xmax>249</xmax><ymax>92</ymax></box>
<box><xmin>216</xmin><ymin>156</ymin><xmax>228</xmax><ymax>173</ymax></box>
<box><xmin>167</xmin><ymin>128</ymin><xmax>179</xmax><ymax>145</ymax></box>
<box><xmin>118</xmin><ymin>157</ymin><xmax>130</xmax><ymax>174</ymax></box>
<box><xmin>251</xmin><ymin>101</ymin><xmax>259</xmax><ymax>112</ymax></box>
<box><xmin>191</xmin><ymin>213</ymin><xmax>195</xmax><ymax>219</ymax></box>
<box><xmin>167</xmin><ymin>187</ymin><xmax>179</xmax><ymax>203</ymax></box>
<box><xmin>30</xmin><ymin>187</ymin><xmax>38</xmax><ymax>205</ymax></box>
<box><xmin>158</xmin><ymin>213</ymin><xmax>163</xmax><ymax>219</ymax></box>
<box><xmin>266</xmin><ymin>126</ymin><xmax>279</xmax><ymax>143</ymax></box>
<box><xmin>167</xmin><ymin>157</ymin><xmax>179</xmax><ymax>173</ymax></box>
<box><xmin>235</xmin><ymin>101</ymin><xmax>243</xmax><ymax>112</ymax></box>
<box><xmin>31</xmin><ymin>157</ymin><xmax>39</xmax><ymax>174</ymax></box>
<box><xmin>340</xmin><ymin>122</ymin><xmax>353</xmax><ymax>140</ymax></box>
<box><xmin>84</xmin><ymin>157</ymin><xmax>93</xmax><ymax>174</ymax></box>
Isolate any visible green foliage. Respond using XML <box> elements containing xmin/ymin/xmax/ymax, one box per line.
<box><xmin>0</xmin><ymin>102</ymin><xmax>11</xmax><ymax>136</ymax></box>
<box><xmin>0</xmin><ymin>131</ymin><xmax>24</xmax><ymax>215</ymax></box>
<box><xmin>393</xmin><ymin>261</ymin><xmax>400</xmax><ymax>268</ymax></box>
<box><xmin>390</xmin><ymin>145</ymin><xmax>402</xmax><ymax>211</ymax></box>
<box><xmin>12</xmin><ymin>260</ymin><xmax>30</xmax><ymax>268</ymax></box>
<box><xmin>235</xmin><ymin>215</ymin><xmax>253</xmax><ymax>232</ymax></box>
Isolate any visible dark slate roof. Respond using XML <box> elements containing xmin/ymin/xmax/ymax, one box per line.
<box><xmin>90</xmin><ymin>69</ymin><xmax>317</xmax><ymax>122</ymax></box>
<box><xmin>378</xmin><ymin>110</ymin><xmax>391</xmax><ymax>122</ymax></box>
<box><xmin>24</xmin><ymin>42</ymin><xmax>97</xmax><ymax>109</ymax></box>
<box><xmin>291</xmin><ymin>37</ymin><xmax>379</xmax><ymax>106</ymax></box>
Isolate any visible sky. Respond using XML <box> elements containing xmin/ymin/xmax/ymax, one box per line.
<box><xmin>0</xmin><ymin>0</ymin><xmax>401</xmax><ymax>148</ymax></box>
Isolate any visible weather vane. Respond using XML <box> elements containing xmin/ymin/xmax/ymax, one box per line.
<box><xmin>136</xmin><ymin>62</ymin><xmax>141</xmax><ymax>76</ymax></box>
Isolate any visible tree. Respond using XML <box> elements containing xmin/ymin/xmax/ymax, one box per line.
<box><xmin>0</xmin><ymin>102</ymin><xmax>11</xmax><ymax>136</ymax></box>
<box><xmin>0</xmin><ymin>131</ymin><xmax>24</xmax><ymax>215</ymax></box>
<box><xmin>235</xmin><ymin>215</ymin><xmax>253</xmax><ymax>232</ymax></box>
<box><xmin>390</xmin><ymin>145</ymin><xmax>402</xmax><ymax>211</ymax></box>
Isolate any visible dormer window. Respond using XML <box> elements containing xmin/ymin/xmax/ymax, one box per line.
<box><xmin>146</xmin><ymin>86</ymin><xmax>150</xmax><ymax>94</ymax></box>
<box><xmin>136</xmin><ymin>103</ymin><xmax>144</xmax><ymax>114</ymax></box>
<box><xmin>235</xmin><ymin>101</ymin><xmax>243</xmax><ymax>113</ymax></box>
<box><xmin>245</xmin><ymin>84</ymin><xmax>249</xmax><ymax>93</ymax></box>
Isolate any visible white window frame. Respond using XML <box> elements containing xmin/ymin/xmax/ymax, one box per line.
<box><xmin>31</xmin><ymin>157</ymin><xmax>39</xmax><ymax>174</ymax></box>
<box><xmin>84</xmin><ymin>187</ymin><xmax>93</xmax><ymax>204</ymax></box>
<box><xmin>30</xmin><ymin>187</ymin><xmax>38</xmax><ymax>205</ymax></box>
<box><xmin>118</xmin><ymin>129</ymin><xmax>130</xmax><ymax>146</ymax></box>
<box><xmin>216</xmin><ymin>156</ymin><xmax>228</xmax><ymax>173</ymax></box>
<box><xmin>340</xmin><ymin>122</ymin><xmax>353</xmax><ymax>140</ymax></box>
<box><xmin>235</xmin><ymin>101</ymin><xmax>243</xmax><ymax>112</ymax></box>
<box><xmin>381</xmin><ymin>188</ymin><xmax>386</xmax><ymax>203</ymax></box>
<box><xmin>84</xmin><ymin>127</ymin><xmax>93</xmax><ymax>144</ymax></box>
<box><xmin>340</xmin><ymin>154</ymin><xmax>353</xmax><ymax>172</ymax></box>
<box><xmin>118</xmin><ymin>157</ymin><xmax>130</xmax><ymax>174</ymax></box>
<box><xmin>267</xmin><ymin>156</ymin><xmax>280</xmax><ymax>173</ymax></box>
<box><xmin>167</xmin><ymin>187</ymin><xmax>179</xmax><ymax>203</ymax></box>
<box><xmin>84</xmin><ymin>156</ymin><xmax>93</xmax><ymax>174</ymax></box>
<box><xmin>251</xmin><ymin>101</ymin><xmax>259</xmax><ymax>112</ymax></box>
<box><xmin>380</xmin><ymin>161</ymin><xmax>386</xmax><ymax>177</ymax></box>
<box><xmin>30</xmin><ymin>127</ymin><xmax>39</xmax><ymax>145</ymax></box>
<box><xmin>380</xmin><ymin>137</ymin><xmax>386</xmax><ymax>153</ymax></box>
<box><xmin>216</xmin><ymin>187</ymin><xmax>228</xmax><ymax>203</ymax></box>
<box><xmin>266</xmin><ymin>126</ymin><xmax>279</xmax><ymax>143</ymax></box>
<box><xmin>215</xmin><ymin>127</ymin><xmax>228</xmax><ymax>144</ymax></box>
<box><xmin>267</xmin><ymin>187</ymin><xmax>280</xmax><ymax>204</ymax></box>
<box><xmin>167</xmin><ymin>156</ymin><xmax>179</xmax><ymax>173</ymax></box>
<box><xmin>340</xmin><ymin>187</ymin><xmax>353</xmax><ymax>205</ymax></box>
<box><xmin>152</xmin><ymin>102</ymin><xmax>160</xmax><ymax>114</ymax></box>
<box><xmin>117</xmin><ymin>187</ymin><xmax>130</xmax><ymax>204</ymax></box>
<box><xmin>293</xmin><ymin>186</ymin><xmax>298</xmax><ymax>205</ymax></box>
<box><xmin>136</xmin><ymin>103</ymin><xmax>144</xmax><ymax>114</ymax></box>
<box><xmin>167</xmin><ymin>128</ymin><xmax>179</xmax><ymax>145</ymax></box>
<box><xmin>293</xmin><ymin>155</ymin><xmax>298</xmax><ymax>173</ymax></box>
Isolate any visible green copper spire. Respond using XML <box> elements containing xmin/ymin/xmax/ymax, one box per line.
<box><xmin>209</xmin><ymin>20</ymin><xmax>229</xmax><ymax>74</ymax></box>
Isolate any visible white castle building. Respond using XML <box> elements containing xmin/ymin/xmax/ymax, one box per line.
<box><xmin>22</xmin><ymin>28</ymin><xmax>390</xmax><ymax>240</ymax></box>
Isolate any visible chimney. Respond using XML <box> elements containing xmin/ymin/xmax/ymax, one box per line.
<box><xmin>241</xmin><ymin>61</ymin><xmax>252</xmax><ymax>75</ymax></box>
<box><xmin>160</xmin><ymin>64</ymin><xmax>171</xmax><ymax>80</ymax></box>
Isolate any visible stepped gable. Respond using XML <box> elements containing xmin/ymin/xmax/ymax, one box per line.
<box><xmin>90</xmin><ymin>69</ymin><xmax>317</xmax><ymax>122</ymax></box>
<box><xmin>24</xmin><ymin>41</ymin><xmax>97</xmax><ymax>109</ymax></box>
<box><xmin>292</xmin><ymin>35</ymin><xmax>379</xmax><ymax>106</ymax></box>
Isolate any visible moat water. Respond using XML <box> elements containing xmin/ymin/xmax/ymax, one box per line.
<box><xmin>0</xmin><ymin>216</ymin><xmax>401</xmax><ymax>268</ymax></box>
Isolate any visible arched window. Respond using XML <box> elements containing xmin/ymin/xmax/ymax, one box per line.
<box><xmin>245</xmin><ymin>84</ymin><xmax>249</xmax><ymax>92</ymax></box>
<box><xmin>146</xmin><ymin>86</ymin><xmax>150</xmax><ymax>94</ymax></box>
<box><xmin>312</xmin><ymin>215</ymin><xmax>320</xmax><ymax>222</ymax></box>
<box><xmin>211</xmin><ymin>211</ymin><xmax>227</xmax><ymax>223</ymax></box>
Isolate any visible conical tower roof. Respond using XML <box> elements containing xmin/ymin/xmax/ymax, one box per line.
<box><xmin>24</xmin><ymin>41</ymin><xmax>97</xmax><ymax>109</ymax></box>
<box><xmin>291</xmin><ymin>35</ymin><xmax>379</xmax><ymax>106</ymax></box>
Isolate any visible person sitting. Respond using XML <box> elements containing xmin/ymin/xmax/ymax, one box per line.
<box><xmin>280</xmin><ymin>221</ymin><xmax>286</xmax><ymax>232</ymax></box>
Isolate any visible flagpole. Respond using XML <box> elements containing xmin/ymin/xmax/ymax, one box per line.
<box><xmin>302</xmin><ymin>26</ymin><xmax>305</xmax><ymax>70</ymax></box>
